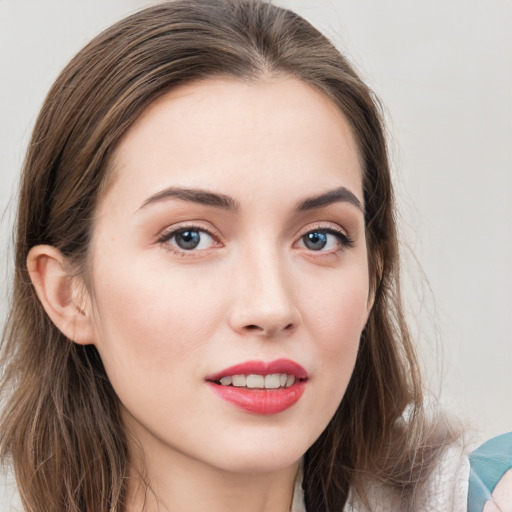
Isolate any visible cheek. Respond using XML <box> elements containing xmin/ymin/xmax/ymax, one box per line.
<box><xmin>303</xmin><ymin>264</ymin><xmax>370</xmax><ymax>352</ymax></box>
<box><xmin>294</xmin><ymin>265</ymin><xmax>369</xmax><ymax>445</ymax></box>
<box><xmin>303</xmin><ymin>259</ymin><xmax>369</xmax><ymax>381</ymax></box>
<box><xmin>88</xmin><ymin>255</ymin><xmax>224</xmax><ymax>379</ymax></box>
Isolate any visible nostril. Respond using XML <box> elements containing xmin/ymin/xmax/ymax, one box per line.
<box><xmin>243</xmin><ymin>323</ymin><xmax>295</xmax><ymax>334</ymax></box>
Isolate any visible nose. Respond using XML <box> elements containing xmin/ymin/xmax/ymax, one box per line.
<box><xmin>227</xmin><ymin>250</ymin><xmax>301</xmax><ymax>338</ymax></box>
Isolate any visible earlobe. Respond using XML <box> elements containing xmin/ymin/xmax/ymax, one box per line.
<box><xmin>27</xmin><ymin>245</ymin><xmax>95</xmax><ymax>345</ymax></box>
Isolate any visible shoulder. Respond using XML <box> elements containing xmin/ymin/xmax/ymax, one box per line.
<box><xmin>345</xmin><ymin>440</ymin><xmax>470</xmax><ymax>512</ymax></box>
<box><xmin>468</xmin><ymin>431</ymin><xmax>512</xmax><ymax>512</ymax></box>
<box><xmin>414</xmin><ymin>440</ymin><xmax>470</xmax><ymax>511</ymax></box>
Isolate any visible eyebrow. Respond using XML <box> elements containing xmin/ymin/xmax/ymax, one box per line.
<box><xmin>139</xmin><ymin>187</ymin><xmax>239</xmax><ymax>212</ymax></box>
<box><xmin>295</xmin><ymin>186</ymin><xmax>364</xmax><ymax>213</ymax></box>
<box><xmin>138</xmin><ymin>185</ymin><xmax>363</xmax><ymax>214</ymax></box>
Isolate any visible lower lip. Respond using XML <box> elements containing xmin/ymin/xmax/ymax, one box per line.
<box><xmin>207</xmin><ymin>381</ymin><xmax>306</xmax><ymax>415</ymax></box>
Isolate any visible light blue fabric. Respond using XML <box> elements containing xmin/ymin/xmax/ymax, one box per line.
<box><xmin>468</xmin><ymin>431</ymin><xmax>512</xmax><ymax>512</ymax></box>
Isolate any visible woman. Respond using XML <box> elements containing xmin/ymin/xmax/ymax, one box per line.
<box><xmin>0</xmin><ymin>1</ymin><xmax>469</xmax><ymax>510</ymax></box>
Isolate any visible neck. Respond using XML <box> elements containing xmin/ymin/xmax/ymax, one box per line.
<box><xmin>124</xmin><ymin>424</ymin><xmax>301</xmax><ymax>512</ymax></box>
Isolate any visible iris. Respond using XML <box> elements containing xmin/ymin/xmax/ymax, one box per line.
<box><xmin>175</xmin><ymin>230</ymin><xmax>201</xmax><ymax>250</ymax></box>
<box><xmin>304</xmin><ymin>231</ymin><xmax>327</xmax><ymax>251</ymax></box>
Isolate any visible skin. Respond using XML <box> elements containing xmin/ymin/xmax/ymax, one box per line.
<box><xmin>483</xmin><ymin>469</ymin><xmax>512</xmax><ymax>511</ymax></box>
<box><xmin>29</xmin><ymin>76</ymin><xmax>372</xmax><ymax>512</ymax></box>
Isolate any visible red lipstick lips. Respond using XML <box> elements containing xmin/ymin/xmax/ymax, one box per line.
<box><xmin>206</xmin><ymin>359</ymin><xmax>307</xmax><ymax>415</ymax></box>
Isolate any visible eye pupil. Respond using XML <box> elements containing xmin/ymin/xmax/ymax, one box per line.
<box><xmin>176</xmin><ymin>230</ymin><xmax>201</xmax><ymax>250</ymax></box>
<box><xmin>304</xmin><ymin>231</ymin><xmax>327</xmax><ymax>250</ymax></box>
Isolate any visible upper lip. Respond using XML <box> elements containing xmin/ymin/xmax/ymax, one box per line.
<box><xmin>206</xmin><ymin>358</ymin><xmax>308</xmax><ymax>382</ymax></box>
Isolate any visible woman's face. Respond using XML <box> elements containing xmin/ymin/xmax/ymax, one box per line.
<box><xmin>87</xmin><ymin>77</ymin><xmax>371</xmax><ymax>474</ymax></box>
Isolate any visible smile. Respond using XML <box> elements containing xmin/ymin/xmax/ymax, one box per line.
<box><xmin>206</xmin><ymin>359</ymin><xmax>308</xmax><ymax>415</ymax></box>
<box><xmin>218</xmin><ymin>374</ymin><xmax>297</xmax><ymax>389</ymax></box>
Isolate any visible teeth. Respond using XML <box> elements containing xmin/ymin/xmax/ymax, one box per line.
<box><xmin>286</xmin><ymin>375</ymin><xmax>295</xmax><ymax>387</ymax></box>
<box><xmin>218</xmin><ymin>373</ymin><xmax>298</xmax><ymax>389</ymax></box>
<box><xmin>264</xmin><ymin>374</ymin><xmax>281</xmax><ymax>389</ymax></box>
<box><xmin>246</xmin><ymin>374</ymin><xmax>264</xmax><ymax>388</ymax></box>
<box><xmin>232</xmin><ymin>375</ymin><xmax>247</xmax><ymax>387</ymax></box>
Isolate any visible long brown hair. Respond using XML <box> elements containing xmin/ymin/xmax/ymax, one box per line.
<box><xmin>1</xmin><ymin>1</ymin><xmax>456</xmax><ymax>510</ymax></box>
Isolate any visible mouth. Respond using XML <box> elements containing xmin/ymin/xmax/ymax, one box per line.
<box><xmin>215</xmin><ymin>373</ymin><xmax>298</xmax><ymax>389</ymax></box>
<box><xmin>205</xmin><ymin>359</ymin><xmax>308</xmax><ymax>415</ymax></box>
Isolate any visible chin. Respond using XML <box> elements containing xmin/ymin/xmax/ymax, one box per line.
<box><xmin>199</xmin><ymin>428</ymin><xmax>311</xmax><ymax>475</ymax></box>
<box><xmin>212</xmin><ymin>450</ymin><xmax>303</xmax><ymax>475</ymax></box>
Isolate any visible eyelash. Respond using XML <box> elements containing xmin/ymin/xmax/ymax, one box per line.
<box><xmin>157</xmin><ymin>224</ymin><xmax>221</xmax><ymax>257</ymax></box>
<box><xmin>156</xmin><ymin>223</ymin><xmax>354</xmax><ymax>257</ymax></box>
<box><xmin>298</xmin><ymin>225</ymin><xmax>355</xmax><ymax>253</ymax></box>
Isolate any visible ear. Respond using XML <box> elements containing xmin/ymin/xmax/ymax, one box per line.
<box><xmin>27</xmin><ymin>245</ymin><xmax>95</xmax><ymax>345</ymax></box>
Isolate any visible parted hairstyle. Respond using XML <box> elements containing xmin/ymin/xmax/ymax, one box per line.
<box><xmin>0</xmin><ymin>1</ymin><xmax>457</xmax><ymax>511</ymax></box>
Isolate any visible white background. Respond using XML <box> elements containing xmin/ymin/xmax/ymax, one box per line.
<box><xmin>1</xmin><ymin>0</ymin><xmax>511</xmax><ymax>501</ymax></box>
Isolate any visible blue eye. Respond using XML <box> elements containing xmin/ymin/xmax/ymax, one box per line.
<box><xmin>175</xmin><ymin>230</ymin><xmax>201</xmax><ymax>249</ymax></box>
<box><xmin>164</xmin><ymin>228</ymin><xmax>216</xmax><ymax>251</ymax></box>
<box><xmin>299</xmin><ymin>229</ymin><xmax>351</xmax><ymax>252</ymax></box>
<box><xmin>303</xmin><ymin>231</ymin><xmax>328</xmax><ymax>250</ymax></box>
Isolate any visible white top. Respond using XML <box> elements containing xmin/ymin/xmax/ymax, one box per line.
<box><xmin>0</xmin><ymin>467</ymin><xmax>22</xmax><ymax>512</ymax></box>
<box><xmin>292</xmin><ymin>442</ymin><xmax>470</xmax><ymax>512</ymax></box>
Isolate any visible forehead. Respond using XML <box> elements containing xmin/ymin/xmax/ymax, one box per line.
<box><xmin>103</xmin><ymin>76</ymin><xmax>363</xmax><ymax>212</ymax></box>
